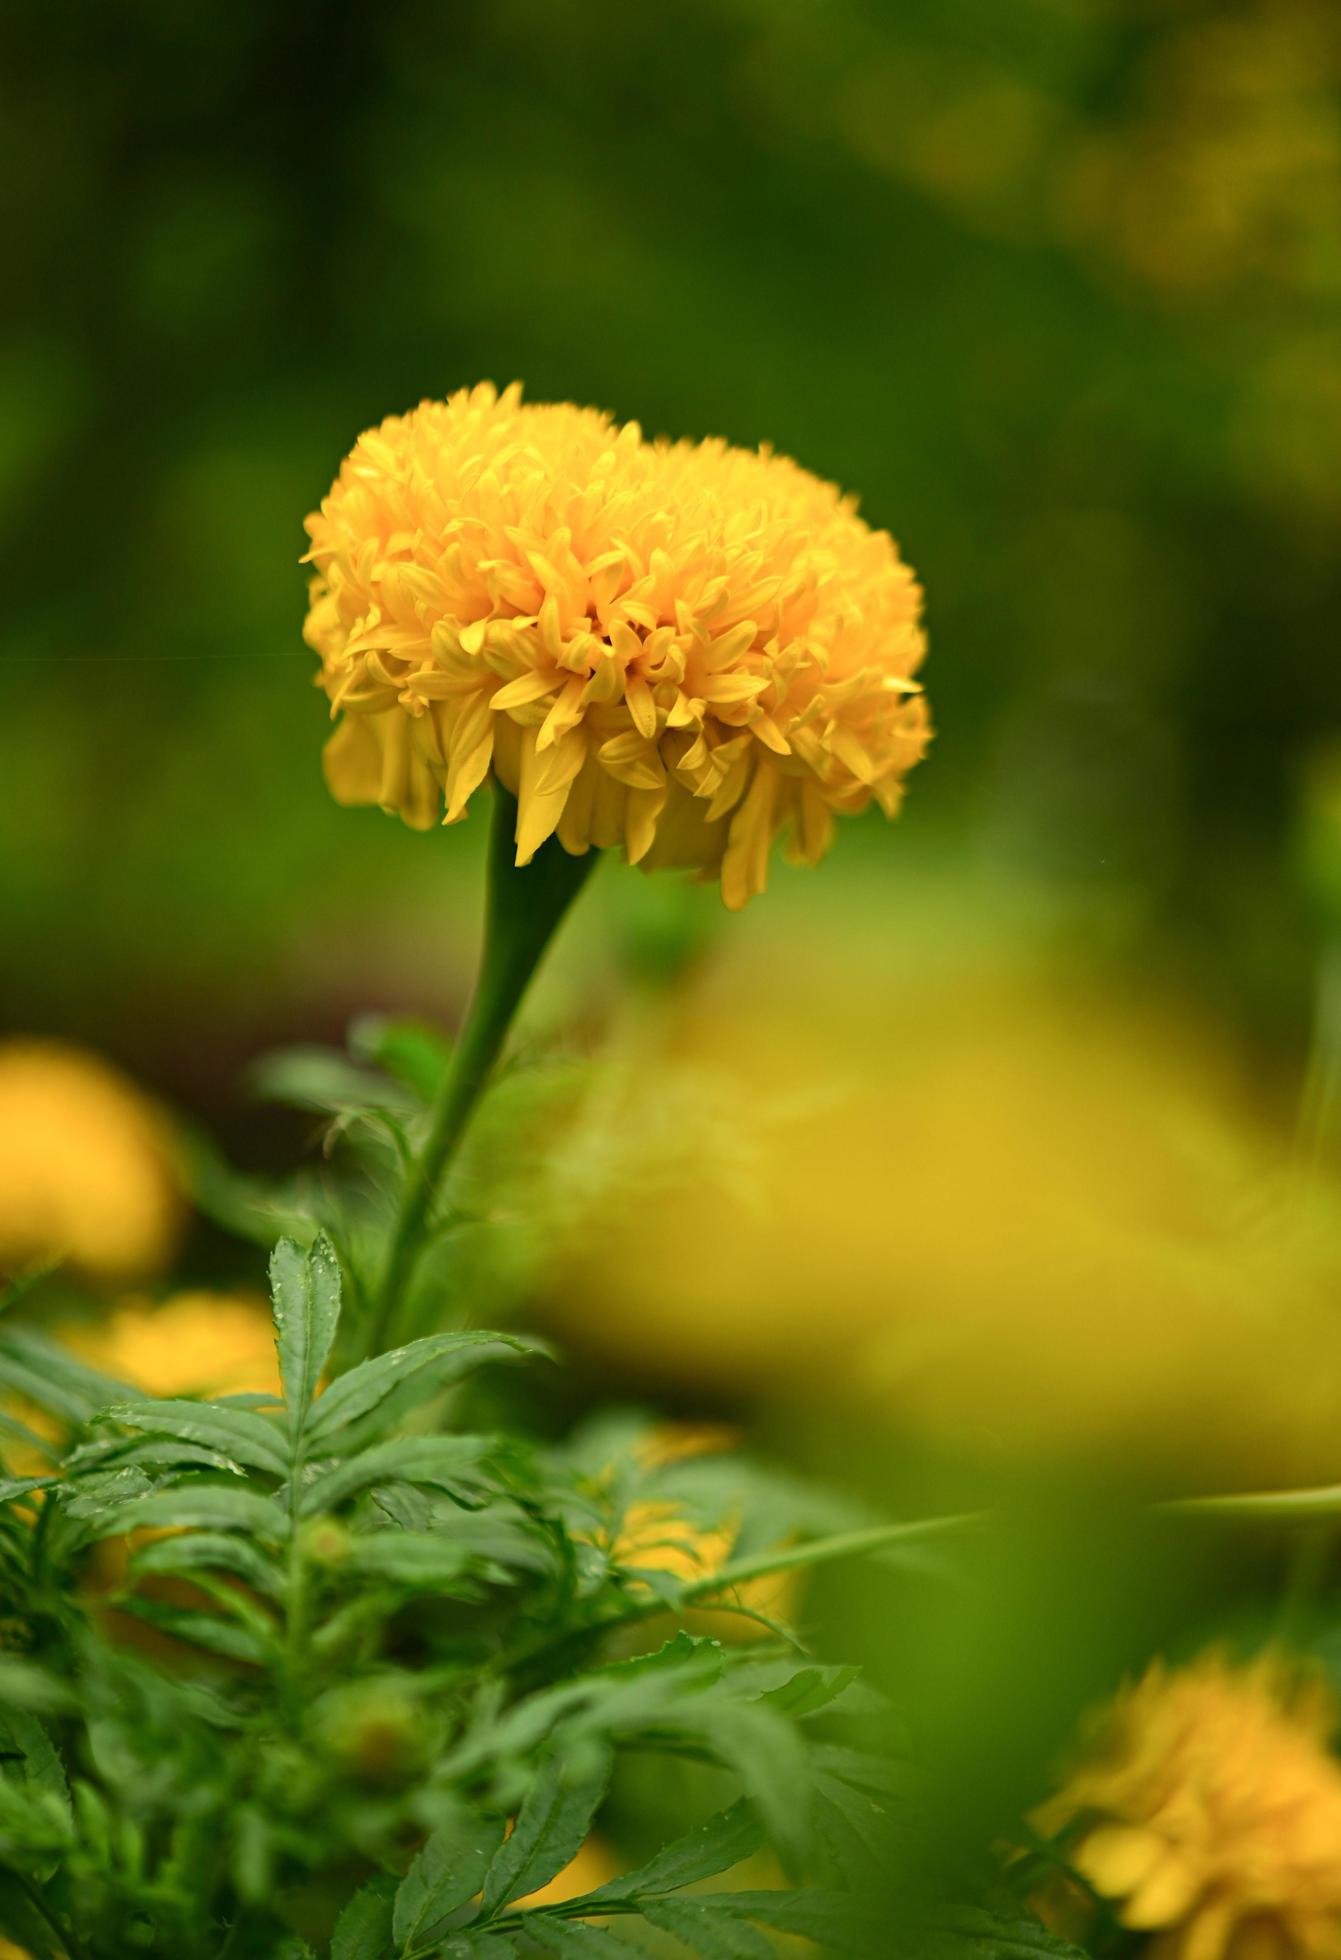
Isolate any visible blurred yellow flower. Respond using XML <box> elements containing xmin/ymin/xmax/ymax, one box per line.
<box><xmin>1033</xmin><ymin>1654</ymin><xmax>1341</xmax><ymax>1960</ymax></box>
<box><xmin>540</xmin><ymin>966</ymin><xmax>1341</xmax><ymax>1478</ymax></box>
<box><xmin>304</xmin><ymin>381</ymin><xmax>928</xmax><ymax>908</ymax></box>
<box><xmin>605</xmin><ymin>1424</ymin><xmax>796</xmax><ymax>1636</ymax></box>
<box><xmin>67</xmin><ymin>1289</ymin><xmax>280</xmax><ymax>1398</ymax></box>
<box><xmin>513</xmin><ymin>1834</ymin><xmax>620</xmax><ymax>1912</ymax></box>
<box><xmin>0</xmin><ymin>1041</ymin><xmax>180</xmax><ymax>1284</ymax></box>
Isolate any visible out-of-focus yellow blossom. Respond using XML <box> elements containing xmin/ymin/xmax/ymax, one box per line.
<box><xmin>598</xmin><ymin>1424</ymin><xmax>796</xmax><ymax>1636</ymax></box>
<box><xmin>540</xmin><ymin>967</ymin><xmax>1341</xmax><ymax>1477</ymax></box>
<box><xmin>67</xmin><ymin>1290</ymin><xmax>280</xmax><ymax>1398</ymax></box>
<box><xmin>512</xmin><ymin>1835</ymin><xmax>621</xmax><ymax>1912</ymax></box>
<box><xmin>1033</xmin><ymin>1654</ymin><xmax>1341</xmax><ymax>1960</ymax></box>
<box><xmin>2</xmin><ymin>1292</ymin><xmax>277</xmax><ymax>1481</ymax></box>
<box><xmin>0</xmin><ymin>1041</ymin><xmax>180</xmax><ymax>1284</ymax></box>
<box><xmin>303</xmin><ymin>381</ymin><xmax>928</xmax><ymax>908</ymax></box>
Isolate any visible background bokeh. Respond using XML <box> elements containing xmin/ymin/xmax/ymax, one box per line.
<box><xmin>4</xmin><ymin>0</ymin><xmax>1341</xmax><ymax>1243</ymax></box>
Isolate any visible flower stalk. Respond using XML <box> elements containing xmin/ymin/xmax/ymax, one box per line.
<box><xmin>365</xmin><ymin>788</ymin><xmax>596</xmax><ymax>1355</ymax></box>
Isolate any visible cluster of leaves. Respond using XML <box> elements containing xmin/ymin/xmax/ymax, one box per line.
<box><xmin>0</xmin><ymin>1238</ymin><xmax>1097</xmax><ymax>1959</ymax></box>
<box><xmin>190</xmin><ymin>1018</ymin><xmax>582</xmax><ymax>1359</ymax></box>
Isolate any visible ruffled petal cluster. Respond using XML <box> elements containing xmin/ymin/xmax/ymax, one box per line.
<box><xmin>304</xmin><ymin>383</ymin><xmax>928</xmax><ymax>907</ymax></box>
<box><xmin>1033</xmin><ymin>1654</ymin><xmax>1341</xmax><ymax>1960</ymax></box>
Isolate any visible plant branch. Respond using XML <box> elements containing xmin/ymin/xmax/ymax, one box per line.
<box><xmin>498</xmin><ymin>1511</ymin><xmax>985</xmax><ymax>1678</ymax></box>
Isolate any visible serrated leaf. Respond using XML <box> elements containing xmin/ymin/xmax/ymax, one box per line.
<box><xmin>270</xmin><ymin>1233</ymin><xmax>342</xmax><ymax>1429</ymax></box>
<box><xmin>667</xmin><ymin>1700</ymin><xmax>808</xmax><ymax>1872</ymax></box>
<box><xmin>0</xmin><ymin>1710</ymin><xmax>71</xmax><ymax>1825</ymax></box>
<box><xmin>640</xmin><ymin>1897</ymin><xmax>776</xmax><ymax>1959</ymax></box>
<box><xmin>342</xmin><ymin>1534</ymin><xmax>475</xmax><ymax>1592</ymax></box>
<box><xmin>58</xmin><ymin>1464</ymin><xmax>156</xmax><ymax>1519</ymax></box>
<box><xmin>109</xmin><ymin>1597</ymin><xmax>275</xmax><ymax>1665</ymax></box>
<box><xmin>129</xmin><ymin>1530</ymin><xmax>283</xmax><ymax>1597</ymax></box>
<box><xmin>0</xmin><ymin>1476</ymin><xmax>51</xmax><ymax>1507</ymax></box>
<box><xmin>299</xmin><ymin>1435</ymin><xmax>495</xmax><ymax>1517</ymax></box>
<box><xmin>331</xmin><ymin>1875</ymin><xmax>397</xmax><ymax>1960</ymax></box>
<box><xmin>753</xmin><ymin>1664</ymin><xmax>861</xmax><ymax>1719</ymax></box>
<box><xmin>96</xmin><ymin>1400</ymin><xmax>288</xmax><ymax>1477</ymax></box>
<box><xmin>66</xmin><ymin>1434</ymin><xmax>250</xmax><ymax>1479</ymax></box>
<box><xmin>0</xmin><ymin>1330</ymin><xmax>133</xmax><ymax>1426</ymax></box>
<box><xmin>306</xmin><ymin>1332</ymin><xmax>541</xmax><ymax>1449</ymax></box>
<box><xmin>580</xmin><ymin>1800</ymin><xmax>764</xmax><ymax>1906</ymax></box>
<box><xmin>94</xmin><ymin>1485</ymin><xmax>289</xmax><ymax>1540</ymax></box>
<box><xmin>393</xmin><ymin>1804</ymin><xmax>506</xmax><ymax>1946</ymax></box>
<box><xmin>480</xmin><ymin>1742</ymin><xmax>613</xmax><ymax>1916</ymax></box>
<box><xmin>932</xmin><ymin>1909</ymin><xmax>1094</xmax><ymax>1958</ymax></box>
<box><xmin>521</xmin><ymin>1920</ymin><xmax>648</xmax><ymax>1957</ymax></box>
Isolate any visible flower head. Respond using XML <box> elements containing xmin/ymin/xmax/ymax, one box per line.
<box><xmin>0</xmin><ymin>1041</ymin><xmax>180</xmax><ymax>1284</ymax></box>
<box><xmin>1033</xmin><ymin>1653</ymin><xmax>1341</xmax><ymax>1960</ymax></box>
<box><xmin>304</xmin><ymin>383</ymin><xmax>928</xmax><ymax>907</ymax></box>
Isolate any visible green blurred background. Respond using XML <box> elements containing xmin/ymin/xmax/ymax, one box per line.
<box><xmin>4</xmin><ymin>0</ymin><xmax>1340</xmax><ymax>1146</ymax></box>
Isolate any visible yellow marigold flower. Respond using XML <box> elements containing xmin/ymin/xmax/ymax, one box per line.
<box><xmin>303</xmin><ymin>382</ymin><xmax>928</xmax><ymax>908</ymax></box>
<box><xmin>0</xmin><ymin>1041</ymin><xmax>180</xmax><ymax>1284</ymax></box>
<box><xmin>68</xmin><ymin>1290</ymin><xmax>280</xmax><ymax>1398</ymax></box>
<box><xmin>602</xmin><ymin>1423</ymin><xmax>795</xmax><ymax>1636</ymax></box>
<box><xmin>1033</xmin><ymin>1654</ymin><xmax>1341</xmax><ymax>1960</ymax></box>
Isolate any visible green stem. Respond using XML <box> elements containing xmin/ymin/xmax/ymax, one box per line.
<box><xmin>366</xmin><ymin>788</ymin><xmax>596</xmax><ymax>1357</ymax></box>
<box><xmin>1166</xmin><ymin>1485</ymin><xmax>1341</xmax><ymax>1524</ymax></box>
<box><xmin>677</xmin><ymin>1513</ymin><xmax>986</xmax><ymax>1602</ymax></box>
<box><xmin>496</xmin><ymin>1512</ymin><xmax>984</xmax><ymax>1678</ymax></box>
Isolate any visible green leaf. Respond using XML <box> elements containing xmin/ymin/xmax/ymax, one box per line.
<box><xmin>332</xmin><ymin>1875</ymin><xmax>398</xmax><ymax>1960</ymax></box>
<box><xmin>393</xmin><ymin>1804</ymin><xmax>506</xmax><ymax>1947</ymax></box>
<box><xmin>751</xmin><ymin>1664</ymin><xmax>862</xmax><ymax>1719</ymax></box>
<box><xmin>640</xmin><ymin>1897</ymin><xmax>776</xmax><ymax>1959</ymax></box>
<box><xmin>57</xmin><ymin>1464</ymin><xmax>156</xmax><ymax>1520</ymax></box>
<box><xmin>249</xmin><ymin>1045</ymin><xmax>417</xmax><ymax>1116</ymax></box>
<box><xmin>520</xmin><ymin>1921</ymin><xmax>648</xmax><ymax>1957</ymax></box>
<box><xmin>350</xmin><ymin>1014</ymin><xmax>452</xmax><ymax>1102</ymax></box>
<box><xmin>95</xmin><ymin>1399</ymin><xmax>288</xmax><ymax>1477</ymax></box>
<box><xmin>480</xmin><ymin>1741</ymin><xmax>613</xmax><ymax>1916</ymax></box>
<box><xmin>668</xmin><ymin>1699</ymin><xmax>809</xmax><ymax>1873</ymax></box>
<box><xmin>579</xmin><ymin>1800</ymin><xmax>763</xmax><ymax>1906</ymax></box>
<box><xmin>0</xmin><ymin>1710</ymin><xmax>71</xmax><ymax>1826</ymax></box>
<box><xmin>0</xmin><ymin>1476</ymin><xmax>51</xmax><ymax>1507</ymax></box>
<box><xmin>342</xmin><ymin>1533</ymin><xmax>475</xmax><ymax>1592</ymax></box>
<box><xmin>299</xmin><ymin>1435</ymin><xmax>495</xmax><ymax>1517</ymax></box>
<box><xmin>0</xmin><ymin>1329</ymin><xmax>133</xmax><ymax>1426</ymax></box>
<box><xmin>931</xmin><ymin>1910</ymin><xmax>1094</xmax><ymax>1958</ymax></box>
<box><xmin>128</xmin><ymin>1530</ymin><xmax>283</xmax><ymax>1597</ymax></box>
<box><xmin>270</xmin><ymin>1233</ymin><xmax>341</xmax><ymax>1427</ymax></box>
<box><xmin>306</xmin><ymin>1332</ymin><xmax>541</xmax><ymax>1449</ymax></box>
<box><xmin>93</xmin><ymin>1485</ymin><xmax>289</xmax><ymax>1540</ymax></box>
<box><xmin>66</xmin><ymin>1433</ymin><xmax>252</xmax><ymax>1478</ymax></box>
<box><xmin>712</xmin><ymin>1890</ymin><xmax>884</xmax><ymax>1956</ymax></box>
<box><xmin>0</xmin><ymin>1661</ymin><xmax>75</xmax><ymax>1717</ymax></box>
<box><xmin>108</xmin><ymin>1597</ymin><xmax>275</xmax><ymax>1665</ymax></box>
